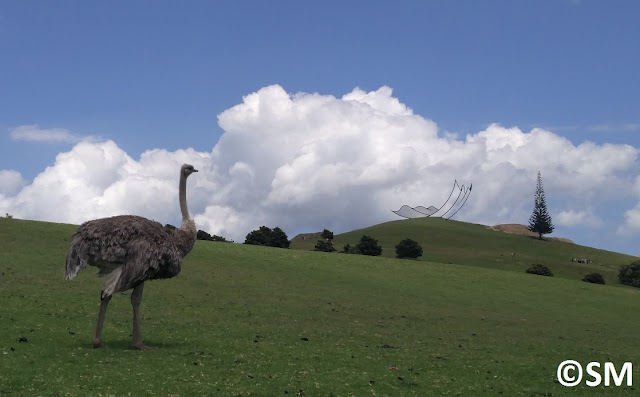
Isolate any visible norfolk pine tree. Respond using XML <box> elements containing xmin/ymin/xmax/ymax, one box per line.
<box><xmin>528</xmin><ymin>171</ymin><xmax>554</xmax><ymax>240</ymax></box>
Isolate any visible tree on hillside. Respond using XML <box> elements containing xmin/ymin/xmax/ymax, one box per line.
<box><xmin>341</xmin><ymin>244</ymin><xmax>360</xmax><ymax>254</ymax></box>
<box><xmin>197</xmin><ymin>229</ymin><xmax>230</xmax><ymax>242</ymax></box>
<box><xmin>315</xmin><ymin>239</ymin><xmax>337</xmax><ymax>252</ymax></box>
<box><xmin>315</xmin><ymin>228</ymin><xmax>336</xmax><ymax>252</ymax></box>
<box><xmin>321</xmin><ymin>229</ymin><xmax>334</xmax><ymax>240</ymax></box>
<box><xmin>528</xmin><ymin>171</ymin><xmax>554</xmax><ymax>240</ymax></box>
<box><xmin>269</xmin><ymin>227</ymin><xmax>291</xmax><ymax>248</ymax></box>
<box><xmin>618</xmin><ymin>260</ymin><xmax>640</xmax><ymax>288</ymax></box>
<box><xmin>245</xmin><ymin>226</ymin><xmax>272</xmax><ymax>245</ymax></box>
<box><xmin>244</xmin><ymin>226</ymin><xmax>290</xmax><ymax>248</ymax></box>
<box><xmin>395</xmin><ymin>238</ymin><xmax>423</xmax><ymax>259</ymax></box>
<box><xmin>355</xmin><ymin>235</ymin><xmax>382</xmax><ymax>256</ymax></box>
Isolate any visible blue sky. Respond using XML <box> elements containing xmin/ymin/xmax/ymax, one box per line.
<box><xmin>1</xmin><ymin>1</ymin><xmax>639</xmax><ymax>255</ymax></box>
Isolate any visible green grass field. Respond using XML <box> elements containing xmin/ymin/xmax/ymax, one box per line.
<box><xmin>1</xmin><ymin>217</ymin><xmax>638</xmax><ymax>396</ymax></box>
<box><xmin>291</xmin><ymin>217</ymin><xmax>636</xmax><ymax>284</ymax></box>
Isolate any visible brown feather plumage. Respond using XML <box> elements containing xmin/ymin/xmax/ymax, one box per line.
<box><xmin>64</xmin><ymin>163</ymin><xmax>198</xmax><ymax>350</ymax></box>
<box><xmin>65</xmin><ymin>164</ymin><xmax>198</xmax><ymax>297</ymax></box>
<box><xmin>66</xmin><ymin>215</ymin><xmax>194</xmax><ymax>295</ymax></box>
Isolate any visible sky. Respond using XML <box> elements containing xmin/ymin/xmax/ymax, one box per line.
<box><xmin>1</xmin><ymin>1</ymin><xmax>639</xmax><ymax>255</ymax></box>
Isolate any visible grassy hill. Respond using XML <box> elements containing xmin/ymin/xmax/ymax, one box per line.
<box><xmin>1</xmin><ymin>217</ymin><xmax>638</xmax><ymax>396</ymax></box>
<box><xmin>291</xmin><ymin>217</ymin><xmax>636</xmax><ymax>284</ymax></box>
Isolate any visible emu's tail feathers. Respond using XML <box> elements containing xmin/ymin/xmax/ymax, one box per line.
<box><xmin>65</xmin><ymin>247</ymin><xmax>87</xmax><ymax>280</ymax></box>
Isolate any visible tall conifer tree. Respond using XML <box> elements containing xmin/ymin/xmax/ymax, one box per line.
<box><xmin>528</xmin><ymin>171</ymin><xmax>554</xmax><ymax>240</ymax></box>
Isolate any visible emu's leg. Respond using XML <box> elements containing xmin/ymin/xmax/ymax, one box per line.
<box><xmin>93</xmin><ymin>292</ymin><xmax>111</xmax><ymax>348</ymax></box>
<box><xmin>131</xmin><ymin>282</ymin><xmax>155</xmax><ymax>350</ymax></box>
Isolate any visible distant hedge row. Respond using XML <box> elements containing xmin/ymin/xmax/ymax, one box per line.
<box><xmin>525</xmin><ymin>259</ymin><xmax>640</xmax><ymax>288</ymax></box>
<box><xmin>194</xmin><ymin>223</ymin><xmax>640</xmax><ymax>289</ymax></box>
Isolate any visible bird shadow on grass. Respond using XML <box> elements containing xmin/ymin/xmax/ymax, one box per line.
<box><xmin>80</xmin><ymin>339</ymin><xmax>181</xmax><ymax>351</ymax></box>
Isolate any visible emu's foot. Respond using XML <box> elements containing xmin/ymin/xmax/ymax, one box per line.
<box><xmin>92</xmin><ymin>338</ymin><xmax>102</xmax><ymax>348</ymax></box>
<box><xmin>132</xmin><ymin>343</ymin><xmax>157</xmax><ymax>351</ymax></box>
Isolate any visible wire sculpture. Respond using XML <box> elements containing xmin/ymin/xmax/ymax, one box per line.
<box><xmin>392</xmin><ymin>180</ymin><xmax>472</xmax><ymax>220</ymax></box>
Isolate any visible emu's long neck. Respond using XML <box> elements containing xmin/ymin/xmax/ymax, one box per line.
<box><xmin>179</xmin><ymin>172</ymin><xmax>190</xmax><ymax>223</ymax></box>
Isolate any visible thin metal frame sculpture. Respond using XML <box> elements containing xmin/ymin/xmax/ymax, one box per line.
<box><xmin>392</xmin><ymin>180</ymin><xmax>472</xmax><ymax>220</ymax></box>
<box><xmin>446</xmin><ymin>183</ymin><xmax>472</xmax><ymax>219</ymax></box>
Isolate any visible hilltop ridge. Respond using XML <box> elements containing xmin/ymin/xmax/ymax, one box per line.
<box><xmin>291</xmin><ymin>217</ymin><xmax>633</xmax><ymax>284</ymax></box>
<box><xmin>487</xmin><ymin>223</ymin><xmax>575</xmax><ymax>244</ymax></box>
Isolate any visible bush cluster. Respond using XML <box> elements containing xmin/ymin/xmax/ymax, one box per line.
<box><xmin>526</xmin><ymin>264</ymin><xmax>553</xmax><ymax>277</ymax></box>
<box><xmin>314</xmin><ymin>240</ymin><xmax>336</xmax><ymax>252</ymax></box>
<box><xmin>314</xmin><ymin>229</ymin><xmax>337</xmax><ymax>252</ymax></box>
<box><xmin>582</xmin><ymin>273</ymin><xmax>605</xmax><ymax>285</ymax></box>
<box><xmin>395</xmin><ymin>239</ymin><xmax>423</xmax><ymax>259</ymax></box>
<box><xmin>320</xmin><ymin>229</ymin><xmax>334</xmax><ymax>240</ymax></box>
<box><xmin>355</xmin><ymin>235</ymin><xmax>383</xmax><ymax>256</ymax></box>
<box><xmin>618</xmin><ymin>260</ymin><xmax>640</xmax><ymax>288</ymax></box>
<box><xmin>342</xmin><ymin>235</ymin><xmax>382</xmax><ymax>256</ymax></box>
<box><xmin>197</xmin><ymin>229</ymin><xmax>230</xmax><ymax>242</ymax></box>
<box><xmin>340</xmin><ymin>236</ymin><xmax>424</xmax><ymax>259</ymax></box>
<box><xmin>244</xmin><ymin>226</ymin><xmax>290</xmax><ymax>248</ymax></box>
<box><xmin>341</xmin><ymin>244</ymin><xmax>360</xmax><ymax>254</ymax></box>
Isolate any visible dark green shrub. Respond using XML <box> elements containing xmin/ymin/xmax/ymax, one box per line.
<box><xmin>269</xmin><ymin>227</ymin><xmax>290</xmax><ymax>248</ymax></box>
<box><xmin>197</xmin><ymin>229</ymin><xmax>212</xmax><ymax>240</ymax></box>
<box><xmin>582</xmin><ymin>273</ymin><xmax>605</xmax><ymax>285</ymax></box>
<box><xmin>618</xmin><ymin>260</ymin><xmax>640</xmax><ymax>288</ymax></box>
<box><xmin>244</xmin><ymin>226</ymin><xmax>290</xmax><ymax>248</ymax></box>
<box><xmin>245</xmin><ymin>226</ymin><xmax>271</xmax><ymax>245</ymax></box>
<box><xmin>355</xmin><ymin>235</ymin><xmax>382</xmax><ymax>256</ymax></box>
<box><xmin>197</xmin><ymin>229</ymin><xmax>229</xmax><ymax>242</ymax></box>
<box><xmin>341</xmin><ymin>244</ymin><xmax>360</xmax><ymax>254</ymax></box>
<box><xmin>395</xmin><ymin>239</ymin><xmax>423</xmax><ymax>259</ymax></box>
<box><xmin>314</xmin><ymin>239</ymin><xmax>336</xmax><ymax>252</ymax></box>
<box><xmin>526</xmin><ymin>264</ymin><xmax>553</xmax><ymax>277</ymax></box>
<box><xmin>321</xmin><ymin>229</ymin><xmax>334</xmax><ymax>240</ymax></box>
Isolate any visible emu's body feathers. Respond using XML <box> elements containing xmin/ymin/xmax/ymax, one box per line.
<box><xmin>66</xmin><ymin>215</ymin><xmax>195</xmax><ymax>297</ymax></box>
<box><xmin>64</xmin><ymin>163</ymin><xmax>198</xmax><ymax>350</ymax></box>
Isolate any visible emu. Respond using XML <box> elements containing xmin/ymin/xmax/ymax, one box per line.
<box><xmin>65</xmin><ymin>164</ymin><xmax>198</xmax><ymax>350</ymax></box>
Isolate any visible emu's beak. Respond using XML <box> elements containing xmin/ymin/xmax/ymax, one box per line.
<box><xmin>193</xmin><ymin>168</ymin><xmax>199</xmax><ymax>172</ymax></box>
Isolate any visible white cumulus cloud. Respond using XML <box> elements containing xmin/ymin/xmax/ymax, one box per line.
<box><xmin>617</xmin><ymin>176</ymin><xmax>640</xmax><ymax>235</ymax></box>
<box><xmin>619</xmin><ymin>205</ymin><xmax>640</xmax><ymax>234</ymax></box>
<box><xmin>10</xmin><ymin>125</ymin><xmax>98</xmax><ymax>143</ymax></box>
<box><xmin>1</xmin><ymin>140</ymin><xmax>210</xmax><ymax>225</ymax></box>
<box><xmin>0</xmin><ymin>170</ymin><xmax>26</xmax><ymax>196</ymax></box>
<box><xmin>556</xmin><ymin>209</ymin><xmax>602</xmax><ymax>228</ymax></box>
<box><xmin>1</xmin><ymin>85</ymin><xmax>639</xmax><ymax>246</ymax></box>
